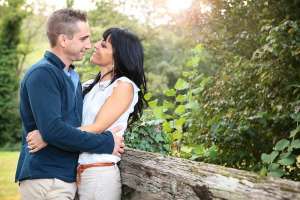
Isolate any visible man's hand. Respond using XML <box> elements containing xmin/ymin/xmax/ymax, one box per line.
<box><xmin>26</xmin><ymin>130</ymin><xmax>48</xmax><ymax>153</ymax></box>
<box><xmin>109</xmin><ymin>126</ymin><xmax>125</xmax><ymax>157</ymax></box>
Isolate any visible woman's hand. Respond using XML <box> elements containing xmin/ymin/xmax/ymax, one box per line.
<box><xmin>26</xmin><ymin>130</ymin><xmax>48</xmax><ymax>153</ymax></box>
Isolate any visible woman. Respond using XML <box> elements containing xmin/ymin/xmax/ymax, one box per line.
<box><xmin>27</xmin><ymin>27</ymin><xmax>147</xmax><ymax>200</ymax></box>
<box><xmin>77</xmin><ymin>27</ymin><xmax>147</xmax><ymax>200</ymax></box>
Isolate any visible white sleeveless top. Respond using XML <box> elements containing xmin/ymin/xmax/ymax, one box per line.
<box><xmin>78</xmin><ymin>76</ymin><xmax>140</xmax><ymax>164</ymax></box>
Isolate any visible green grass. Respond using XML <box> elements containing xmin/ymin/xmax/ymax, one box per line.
<box><xmin>0</xmin><ymin>152</ymin><xmax>20</xmax><ymax>200</ymax></box>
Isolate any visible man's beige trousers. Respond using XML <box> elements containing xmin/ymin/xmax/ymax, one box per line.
<box><xmin>19</xmin><ymin>178</ymin><xmax>76</xmax><ymax>200</ymax></box>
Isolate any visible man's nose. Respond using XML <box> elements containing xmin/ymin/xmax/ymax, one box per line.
<box><xmin>85</xmin><ymin>39</ymin><xmax>92</xmax><ymax>49</ymax></box>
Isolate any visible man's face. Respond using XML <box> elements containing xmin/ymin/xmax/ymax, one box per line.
<box><xmin>64</xmin><ymin>21</ymin><xmax>91</xmax><ymax>62</ymax></box>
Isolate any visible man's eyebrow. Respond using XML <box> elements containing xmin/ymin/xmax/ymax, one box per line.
<box><xmin>80</xmin><ymin>35</ymin><xmax>90</xmax><ymax>40</ymax></box>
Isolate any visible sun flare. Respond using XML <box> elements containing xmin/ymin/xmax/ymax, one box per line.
<box><xmin>166</xmin><ymin>0</ymin><xmax>193</xmax><ymax>13</ymax></box>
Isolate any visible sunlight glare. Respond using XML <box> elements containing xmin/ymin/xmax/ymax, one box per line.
<box><xmin>166</xmin><ymin>0</ymin><xmax>193</xmax><ymax>13</ymax></box>
<box><xmin>0</xmin><ymin>0</ymin><xmax>8</xmax><ymax>6</ymax></box>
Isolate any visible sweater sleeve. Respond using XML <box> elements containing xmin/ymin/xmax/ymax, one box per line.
<box><xmin>25</xmin><ymin>67</ymin><xmax>114</xmax><ymax>154</ymax></box>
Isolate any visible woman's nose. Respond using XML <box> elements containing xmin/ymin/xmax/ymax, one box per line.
<box><xmin>94</xmin><ymin>41</ymin><xmax>100</xmax><ymax>49</ymax></box>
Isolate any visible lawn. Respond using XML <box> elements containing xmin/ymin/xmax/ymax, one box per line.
<box><xmin>0</xmin><ymin>152</ymin><xmax>20</xmax><ymax>200</ymax></box>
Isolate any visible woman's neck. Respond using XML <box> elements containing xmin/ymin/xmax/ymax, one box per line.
<box><xmin>100</xmin><ymin>66</ymin><xmax>113</xmax><ymax>81</ymax></box>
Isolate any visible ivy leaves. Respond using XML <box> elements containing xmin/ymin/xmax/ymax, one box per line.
<box><xmin>261</xmin><ymin>123</ymin><xmax>300</xmax><ymax>178</ymax></box>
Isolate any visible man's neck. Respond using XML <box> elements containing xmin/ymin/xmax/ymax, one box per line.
<box><xmin>50</xmin><ymin>47</ymin><xmax>72</xmax><ymax>70</ymax></box>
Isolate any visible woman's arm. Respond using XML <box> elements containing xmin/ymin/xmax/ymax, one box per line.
<box><xmin>26</xmin><ymin>81</ymin><xmax>133</xmax><ymax>153</ymax></box>
<box><xmin>79</xmin><ymin>81</ymin><xmax>134</xmax><ymax>133</ymax></box>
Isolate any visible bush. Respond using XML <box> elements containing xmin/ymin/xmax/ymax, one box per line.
<box><xmin>0</xmin><ymin>3</ymin><xmax>25</xmax><ymax>146</ymax></box>
<box><xmin>145</xmin><ymin>20</ymin><xmax>300</xmax><ymax>181</ymax></box>
<box><xmin>125</xmin><ymin>111</ymin><xmax>171</xmax><ymax>155</ymax></box>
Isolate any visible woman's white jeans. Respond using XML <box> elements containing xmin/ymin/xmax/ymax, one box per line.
<box><xmin>77</xmin><ymin>165</ymin><xmax>121</xmax><ymax>200</ymax></box>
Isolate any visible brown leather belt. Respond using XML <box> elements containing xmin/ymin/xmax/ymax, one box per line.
<box><xmin>76</xmin><ymin>162</ymin><xmax>115</xmax><ymax>185</ymax></box>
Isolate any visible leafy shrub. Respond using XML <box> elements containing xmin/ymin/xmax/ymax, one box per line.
<box><xmin>125</xmin><ymin>110</ymin><xmax>171</xmax><ymax>154</ymax></box>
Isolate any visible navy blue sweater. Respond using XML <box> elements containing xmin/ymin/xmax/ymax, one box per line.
<box><xmin>15</xmin><ymin>51</ymin><xmax>114</xmax><ymax>182</ymax></box>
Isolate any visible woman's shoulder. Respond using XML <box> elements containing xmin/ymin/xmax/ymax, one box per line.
<box><xmin>114</xmin><ymin>76</ymin><xmax>140</xmax><ymax>93</ymax></box>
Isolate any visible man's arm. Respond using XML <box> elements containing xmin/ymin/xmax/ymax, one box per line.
<box><xmin>25</xmin><ymin>67</ymin><xmax>114</xmax><ymax>154</ymax></box>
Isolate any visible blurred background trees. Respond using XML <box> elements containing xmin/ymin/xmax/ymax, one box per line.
<box><xmin>0</xmin><ymin>0</ymin><xmax>26</xmax><ymax>147</ymax></box>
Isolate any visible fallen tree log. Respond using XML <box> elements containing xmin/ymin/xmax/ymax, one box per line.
<box><xmin>120</xmin><ymin>148</ymin><xmax>300</xmax><ymax>200</ymax></box>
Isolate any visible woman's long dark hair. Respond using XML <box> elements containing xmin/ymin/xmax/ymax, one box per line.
<box><xmin>83</xmin><ymin>28</ymin><xmax>147</xmax><ymax>125</ymax></box>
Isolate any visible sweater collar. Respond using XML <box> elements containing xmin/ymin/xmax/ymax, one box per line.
<box><xmin>44</xmin><ymin>51</ymin><xmax>75</xmax><ymax>70</ymax></box>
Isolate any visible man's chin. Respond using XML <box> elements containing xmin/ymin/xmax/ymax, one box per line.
<box><xmin>73</xmin><ymin>55</ymin><xmax>84</xmax><ymax>62</ymax></box>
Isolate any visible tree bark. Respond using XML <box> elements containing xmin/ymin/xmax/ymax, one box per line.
<box><xmin>120</xmin><ymin>148</ymin><xmax>300</xmax><ymax>200</ymax></box>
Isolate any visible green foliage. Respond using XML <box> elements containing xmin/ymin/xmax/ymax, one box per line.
<box><xmin>125</xmin><ymin>111</ymin><xmax>170</xmax><ymax>154</ymax></box>
<box><xmin>142</xmin><ymin>28</ymin><xmax>192</xmax><ymax>89</ymax></box>
<box><xmin>141</xmin><ymin>1</ymin><xmax>300</xmax><ymax>181</ymax></box>
<box><xmin>145</xmin><ymin>44</ymin><xmax>218</xmax><ymax>161</ymax></box>
<box><xmin>253</xmin><ymin>20</ymin><xmax>300</xmax><ymax>63</ymax></box>
<box><xmin>66</xmin><ymin>0</ymin><xmax>74</xmax><ymax>8</ymax></box>
<box><xmin>148</xmin><ymin>1</ymin><xmax>300</xmax><ymax>181</ymax></box>
<box><xmin>0</xmin><ymin>48</ymin><xmax>21</xmax><ymax>146</ymax></box>
<box><xmin>185</xmin><ymin>44</ymin><xmax>220</xmax><ymax>76</ymax></box>
<box><xmin>0</xmin><ymin>142</ymin><xmax>21</xmax><ymax>151</ymax></box>
<box><xmin>76</xmin><ymin>63</ymin><xmax>99</xmax><ymax>83</ymax></box>
<box><xmin>0</xmin><ymin>0</ymin><xmax>25</xmax><ymax>48</ymax></box>
<box><xmin>261</xmin><ymin>115</ymin><xmax>300</xmax><ymax>180</ymax></box>
<box><xmin>190</xmin><ymin>19</ymin><xmax>300</xmax><ymax>171</ymax></box>
<box><xmin>178</xmin><ymin>0</ymin><xmax>300</xmax><ymax>61</ymax></box>
<box><xmin>0</xmin><ymin>0</ymin><xmax>25</xmax><ymax>146</ymax></box>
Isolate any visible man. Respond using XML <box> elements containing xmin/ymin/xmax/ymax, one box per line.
<box><xmin>15</xmin><ymin>8</ymin><xmax>124</xmax><ymax>200</ymax></box>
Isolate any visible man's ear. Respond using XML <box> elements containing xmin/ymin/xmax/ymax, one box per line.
<box><xmin>57</xmin><ymin>34</ymin><xmax>67</xmax><ymax>48</ymax></box>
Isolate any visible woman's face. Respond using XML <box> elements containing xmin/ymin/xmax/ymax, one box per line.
<box><xmin>91</xmin><ymin>36</ymin><xmax>113</xmax><ymax>67</ymax></box>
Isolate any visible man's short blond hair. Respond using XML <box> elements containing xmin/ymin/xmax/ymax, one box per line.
<box><xmin>47</xmin><ymin>8</ymin><xmax>87</xmax><ymax>47</ymax></box>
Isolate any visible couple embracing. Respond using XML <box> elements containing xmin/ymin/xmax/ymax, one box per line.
<box><xmin>15</xmin><ymin>8</ymin><xmax>147</xmax><ymax>200</ymax></box>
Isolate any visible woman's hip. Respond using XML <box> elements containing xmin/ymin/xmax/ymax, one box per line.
<box><xmin>77</xmin><ymin>163</ymin><xmax>121</xmax><ymax>200</ymax></box>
